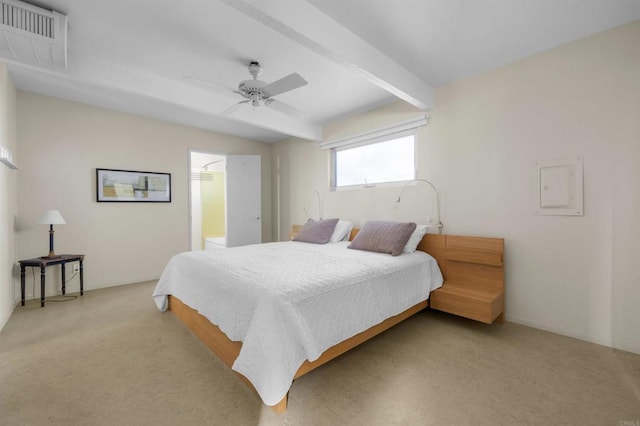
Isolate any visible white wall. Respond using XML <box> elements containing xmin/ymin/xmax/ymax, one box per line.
<box><xmin>274</xmin><ymin>21</ymin><xmax>640</xmax><ymax>354</ymax></box>
<box><xmin>0</xmin><ymin>63</ymin><xmax>17</xmax><ymax>331</ymax></box>
<box><xmin>16</xmin><ymin>92</ymin><xmax>272</xmax><ymax>300</ymax></box>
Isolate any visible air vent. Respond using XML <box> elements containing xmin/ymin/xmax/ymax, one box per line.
<box><xmin>0</xmin><ymin>0</ymin><xmax>67</xmax><ymax>68</ymax></box>
<box><xmin>1</xmin><ymin>1</ymin><xmax>54</xmax><ymax>38</ymax></box>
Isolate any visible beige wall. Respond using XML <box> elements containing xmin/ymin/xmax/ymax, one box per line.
<box><xmin>274</xmin><ymin>21</ymin><xmax>640</xmax><ymax>354</ymax></box>
<box><xmin>0</xmin><ymin>63</ymin><xmax>17</xmax><ymax>330</ymax></box>
<box><xmin>16</xmin><ymin>92</ymin><xmax>272</xmax><ymax>299</ymax></box>
<box><xmin>431</xmin><ymin>21</ymin><xmax>640</xmax><ymax>354</ymax></box>
<box><xmin>272</xmin><ymin>101</ymin><xmax>431</xmax><ymax>242</ymax></box>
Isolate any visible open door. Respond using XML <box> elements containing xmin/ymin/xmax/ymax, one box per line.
<box><xmin>226</xmin><ymin>155</ymin><xmax>262</xmax><ymax>247</ymax></box>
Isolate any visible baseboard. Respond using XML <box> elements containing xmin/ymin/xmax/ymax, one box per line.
<box><xmin>14</xmin><ymin>278</ymin><xmax>159</xmax><ymax>305</ymax></box>
<box><xmin>0</xmin><ymin>304</ymin><xmax>14</xmax><ymax>334</ymax></box>
<box><xmin>505</xmin><ymin>314</ymin><xmax>640</xmax><ymax>355</ymax></box>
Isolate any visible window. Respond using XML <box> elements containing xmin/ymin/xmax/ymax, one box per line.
<box><xmin>319</xmin><ymin>114</ymin><xmax>427</xmax><ymax>190</ymax></box>
<box><xmin>333</xmin><ymin>134</ymin><xmax>415</xmax><ymax>188</ymax></box>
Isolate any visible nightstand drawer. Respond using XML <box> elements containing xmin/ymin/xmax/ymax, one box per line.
<box><xmin>430</xmin><ymin>281</ymin><xmax>503</xmax><ymax>324</ymax></box>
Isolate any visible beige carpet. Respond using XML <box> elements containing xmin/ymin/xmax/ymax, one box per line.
<box><xmin>1</xmin><ymin>281</ymin><xmax>639</xmax><ymax>425</ymax></box>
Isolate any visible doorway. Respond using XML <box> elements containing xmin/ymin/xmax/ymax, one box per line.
<box><xmin>189</xmin><ymin>151</ymin><xmax>263</xmax><ymax>251</ymax></box>
<box><xmin>190</xmin><ymin>151</ymin><xmax>226</xmax><ymax>251</ymax></box>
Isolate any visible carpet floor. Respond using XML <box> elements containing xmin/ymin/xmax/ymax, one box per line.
<box><xmin>1</xmin><ymin>281</ymin><xmax>639</xmax><ymax>425</ymax></box>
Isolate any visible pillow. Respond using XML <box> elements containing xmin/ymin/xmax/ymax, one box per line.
<box><xmin>348</xmin><ymin>220</ymin><xmax>417</xmax><ymax>256</ymax></box>
<box><xmin>329</xmin><ymin>220</ymin><xmax>354</xmax><ymax>243</ymax></box>
<box><xmin>403</xmin><ymin>224</ymin><xmax>430</xmax><ymax>253</ymax></box>
<box><xmin>293</xmin><ymin>218</ymin><xmax>339</xmax><ymax>244</ymax></box>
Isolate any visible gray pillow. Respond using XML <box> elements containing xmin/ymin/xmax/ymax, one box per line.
<box><xmin>348</xmin><ymin>221</ymin><xmax>417</xmax><ymax>256</ymax></box>
<box><xmin>293</xmin><ymin>218</ymin><xmax>340</xmax><ymax>244</ymax></box>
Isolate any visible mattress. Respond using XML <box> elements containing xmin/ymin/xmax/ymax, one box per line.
<box><xmin>152</xmin><ymin>240</ymin><xmax>443</xmax><ymax>406</ymax></box>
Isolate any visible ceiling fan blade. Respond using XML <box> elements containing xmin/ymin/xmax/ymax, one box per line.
<box><xmin>219</xmin><ymin>100</ymin><xmax>249</xmax><ymax>116</ymax></box>
<box><xmin>183</xmin><ymin>76</ymin><xmax>241</xmax><ymax>97</ymax></box>
<box><xmin>265</xmin><ymin>99</ymin><xmax>307</xmax><ymax>118</ymax></box>
<box><xmin>263</xmin><ymin>73</ymin><xmax>308</xmax><ymax>97</ymax></box>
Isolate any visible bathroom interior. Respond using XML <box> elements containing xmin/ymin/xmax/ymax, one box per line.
<box><xmin>190</xmin><ymin>151</ymin><xmax>226</xmax><ymax>250</ymax></box>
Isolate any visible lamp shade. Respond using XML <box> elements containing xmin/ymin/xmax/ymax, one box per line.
<box><xmin>37</xmin><ymin>210</ymin><xmax>66</xmax><ymax>225</ymax></box>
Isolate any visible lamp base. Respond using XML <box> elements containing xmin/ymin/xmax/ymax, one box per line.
<box><xmin>42</xmin><ymin>251</ymin><xmax>61</xmax><ymax>259</ymax></box>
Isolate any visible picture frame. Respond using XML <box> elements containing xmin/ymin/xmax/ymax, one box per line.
<box><xmin>96</xmin><ymin>168</ymin><xmax>171</xmax><ymax>202</ymax></box>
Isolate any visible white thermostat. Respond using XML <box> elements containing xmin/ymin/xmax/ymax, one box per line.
<box><xmin>535</xmin><ymin>157</ymin><xmax>583</xmax><ymax>216</ymax></box>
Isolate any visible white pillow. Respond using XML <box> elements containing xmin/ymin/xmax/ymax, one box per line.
<box><xmin>329</xmin><ymin>220</ymin><xmax>354</xmax><ymax>242</ymax></box>
<box><xmin>403</xmin><ymin>224</ymin><xmax>430</xmax><ymax>253</ymax></box>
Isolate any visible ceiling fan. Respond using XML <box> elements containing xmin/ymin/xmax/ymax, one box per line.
<box><xmin>187</xmin><ymin>61</ymin><xmax>308</xmax><ymax>118</ymax></box>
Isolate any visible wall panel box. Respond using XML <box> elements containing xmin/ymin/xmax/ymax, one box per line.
<box><xmin>535</xmin><ymin>157</ymin><xmax>583</xmax><ymax>216</ymax></box>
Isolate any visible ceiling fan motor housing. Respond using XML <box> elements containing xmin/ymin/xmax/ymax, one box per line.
<box><xmin>222</xmin><ymin>61</ymin><xmax>307</xmax><ymax>113</ymax></box>
<box><xmin>238</xmin><ymin>79</ymin><xmax>269</xmax><ymax>106</ymax></box>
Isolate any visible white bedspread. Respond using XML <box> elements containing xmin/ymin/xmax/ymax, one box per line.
<box><xmin>152</xmin><ymin>241</ymin><xmax>443</xmax><ymax>406</ymax></box>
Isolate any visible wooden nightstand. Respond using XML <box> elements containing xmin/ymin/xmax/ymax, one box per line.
<box><xmin>422</xmin><ymin>235</ymin><xmax>504</xmax><ymax>324</ymax></box>
<box><xmin>288</xmin><ymin>224</ymin><xmax>303</xmax><ymax>240</ymax></box>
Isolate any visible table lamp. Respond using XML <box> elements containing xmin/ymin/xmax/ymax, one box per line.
<box><xmin>37</xmin><ymin>210</ymin><xmax>66</xmax><ymax>258</ymax></box>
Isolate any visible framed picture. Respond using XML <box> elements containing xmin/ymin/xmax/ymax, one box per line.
<box><xmin>96</xmin><ymin>168</ymin><xmax>171</xmax><ymax>202</ymax></box>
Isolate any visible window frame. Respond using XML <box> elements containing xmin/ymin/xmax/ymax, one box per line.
<box><xmin>319</xmin><ymin>114</ymin><xmax>428</xmax><ymax>191</ymax></box>
<box><xmin>330</xmin><ymin>129</ymin><xmax>417</xmax><ymax>191</ymax></box>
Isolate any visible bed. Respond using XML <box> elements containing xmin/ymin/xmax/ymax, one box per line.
<box><xmin>152</xmin><ymin>224</ymin><xmax>504</xmax><ymax>413</ymax></box>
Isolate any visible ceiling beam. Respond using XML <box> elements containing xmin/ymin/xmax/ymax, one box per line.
<box><xmin>5</xmin><ymin>56</ymin><xmax>322</xmax><ymax>141</ymax></box>
<box><xmin>221</xmin><ymin>0</ymin><xmax>434</xmax><ymax>111</ymax></box>
<box><xmin>73</xmin><ymin>57</ymin><xmax>323</xmax><ymax>141</ymax></box>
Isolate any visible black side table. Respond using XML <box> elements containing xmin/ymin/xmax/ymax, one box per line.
<box><xmin>19</xmin><ymin>255</ymin><xmax>84</xmax><ymax>307</ymax></box>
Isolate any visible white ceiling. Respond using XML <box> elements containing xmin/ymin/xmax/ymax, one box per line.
<box><xmin>4</xmin><ymin>0</ymin><xmax>640</xmax><ymax>143</ymax></box>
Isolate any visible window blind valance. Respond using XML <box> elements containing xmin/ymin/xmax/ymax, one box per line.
<box><xmin>318</xmin><ymin>114</ymin><xmax>428</xmax><ymax>151</ymax></box>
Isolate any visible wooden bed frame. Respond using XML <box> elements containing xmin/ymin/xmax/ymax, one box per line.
<box><xmin>167</xmin><ymin>228</ymin><xmax>504</xmax><ymax>413</ymax></box>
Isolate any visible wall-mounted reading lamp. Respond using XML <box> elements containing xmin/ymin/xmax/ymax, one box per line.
<box><xmin>396</xmin><ymin>178</ymin><xmax>443</xmax><ymax>234</ymax></box>
<box><xmin>304</xmin><ymin>190</ymin><xmax>323</xmax><ymax>220</ymax></box>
